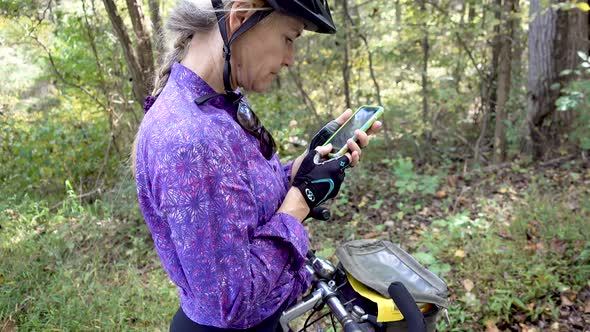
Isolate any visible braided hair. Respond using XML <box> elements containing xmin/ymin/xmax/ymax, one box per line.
<box><xmin>132</xmin><ymin>0</ymin><xmax>233</xmax><ymax>174</ymax></box>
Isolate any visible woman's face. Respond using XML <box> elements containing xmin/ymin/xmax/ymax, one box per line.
<box><xmin>230</xmin><ymin>11</ymin><xmax>304</xmax><ymax>93</ymax></box>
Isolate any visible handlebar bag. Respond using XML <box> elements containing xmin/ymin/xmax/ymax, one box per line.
<box><xmin>336</xmin><ymin>239</ymin><xmax>448</xmax><ymax>329</ymax></box>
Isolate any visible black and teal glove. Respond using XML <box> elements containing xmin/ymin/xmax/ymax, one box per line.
<box><xmin>308</xmin><ymin>120</ymin><xmax>341</xmax><ymax>152</ymax></box>
<box><xmin>293</xmin><ymin>151</ymin><xmax>350</xmax><ymax>208</ymax></box>
<box><xmin>303</xmin><ymin>120</ymin><xmax>342</xmax><ymax>216</ymax></box>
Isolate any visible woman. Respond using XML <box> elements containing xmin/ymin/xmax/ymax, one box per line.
<box><xmin>134</xmin><ymin>0</ymin><xmax>381</xmax><ymax>330</ymax></box>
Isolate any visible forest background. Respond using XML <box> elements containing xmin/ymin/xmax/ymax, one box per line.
<box><xmin>1</xmin><ymin>0</ymin><xmax>589</xmax><ymax>331</ymax></box>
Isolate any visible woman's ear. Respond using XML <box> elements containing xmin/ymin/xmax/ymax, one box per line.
<box><xmin>227</xmin><ymin>0</ymin><xmax>267</xmax><ymax>37</ymax></box>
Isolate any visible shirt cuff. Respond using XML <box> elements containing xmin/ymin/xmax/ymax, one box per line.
<box><xmin>277</xmin><ymin>212</ymin><xmax>309</xmax><ymax>267</ymax></box>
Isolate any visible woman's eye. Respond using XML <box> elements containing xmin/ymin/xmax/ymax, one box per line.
<box><xmin>286</xmin><ymin>36</ymin><xmax>293</xmax><ymax>44</ymax></box>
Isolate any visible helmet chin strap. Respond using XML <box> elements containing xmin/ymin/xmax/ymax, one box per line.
<box><xmin>211</xmin><ymin>0</ymin><xmax>272</xmax><ymax>94</ymax></box>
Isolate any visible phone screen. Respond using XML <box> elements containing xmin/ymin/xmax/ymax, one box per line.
<box><xmin>329</xmin><ymin>107</ymin><xmax>380</xmax><ymax>150</ymax></box>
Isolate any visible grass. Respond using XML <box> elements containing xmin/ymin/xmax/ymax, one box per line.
<box><xmin>1</xmin><ymin>163</ymin><xmax>589</xmax><ymax>331</ymax></box>
<box><xmin>419</xmin><ymin>191</ymin><xmax>590</xmax><ymax>331</ymax></box>
<box><xmin>0</xmin><ymin>194</ymin><xmax>177</xmax><ymax>331</ymax></box>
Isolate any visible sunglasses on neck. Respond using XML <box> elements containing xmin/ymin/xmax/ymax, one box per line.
<box><xmin>236</xmin><ymin>101</ymin><xmax>277</xmax><ymax>160</ymax></box>
<box><xmin>195</xmin><ymin>92</ymin><xmax>277</xmax><ymax>160</ymax></box>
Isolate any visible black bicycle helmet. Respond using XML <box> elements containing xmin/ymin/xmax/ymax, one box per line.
<box><xmin>265</xmin><ymin>0</ymin><xmax>336</xmax><ymax>34</ymax></box>
<box><xmin>210</xmin><ymin>0</ymin><xmax>336</xmax><ymax>93</ymax></box>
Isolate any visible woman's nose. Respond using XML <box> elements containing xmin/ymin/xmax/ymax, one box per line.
<box><xmin>283</xmin><ymin>47</ymin><xmax>295</xmax><ymax>67</ymax></box>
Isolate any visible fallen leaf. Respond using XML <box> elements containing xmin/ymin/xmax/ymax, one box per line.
<box><xmin>363</xmin><ymin>232</ymin><xmax>380</xmax><ymax>239</ymax></box>
<box><xmin>454</xmin><ymin>249</ymin><xmax>466</xmax><ymax>258</ymax></box>
<box><xmin>527</xmin><ymin>302</ymin><xmax>536</xmax><ymax>310</ymax></box>
<box><xmin>584</xmin><ymin>300</ymin><xmax>590</xmax><ymax>313</ymax></box>
<box><xmin>561</xmin><ymin>294</ymin><xmax>574</xmax><ymax>306</ymax></box>
<box><xmin>514</xmin><ymin>313</ymin><xmax>527</xmax><ymax>323</ymax></box>
<box><xmin>435</xmin><ymin>190</ymin><xmax>447</xmax><ymax>199</ymax></box>
<box><xmin>484</xmin><ymin>320</ymin><xmax>500</xmax><ymax>332</ymax></box>
<box><xmin>550</xmin><ymin>322</ymin><xmax>559</xmax><ymax>330</ymax></box>
<box><xmin>419</xmin><ymin>207</ymin><xmax>431</xmax><ymax>216</ymax></box>
<box><xmin>446</xmin><ymin>176</ymin><xmax>457</xmax><ymax>188</ymax></box>
<box><xmin>497</xmin><ymin>229</ymin><xmax>514</xmax><ymax>240</ymax></box>
<box><xmin>462</xmin><ymin>279</ymin><xmax>474</xmax><ymax>292</ymax></box>
<box><xmin>1</xmin><ymin>317</ymin><xmax>16</xmax><ymax>332</ymax></box>
<box><xmin>519</xmin><ymin>324</ymin><xmax>539</xmax><ymax>332</ymax></box>
<box><xmin>358</xmin><ymin>196</ymin><xmax>368</xmax><ymax>208</ymax></box>
<box><xmin>550</xmin><ymin>238</ymin><xmax>567</xmax><ymax>254</ymax></box>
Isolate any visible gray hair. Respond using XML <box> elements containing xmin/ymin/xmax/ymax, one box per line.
<box><xmin>151</xmin><ymin>0</ymin><xmax>230</xmax><ymax>98</ymax></box>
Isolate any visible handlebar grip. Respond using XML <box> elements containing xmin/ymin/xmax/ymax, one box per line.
<box><xmin>306</xmin><ymin>206</ymin><xmax>331</xmax><ymax>221</ymax></box>
<box><xmin>387</xmin><ymin>282</ymin><xmax>427</xmax><ymax>332</ymax></box>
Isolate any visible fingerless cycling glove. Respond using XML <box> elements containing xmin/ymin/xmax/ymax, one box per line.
<box><xmin>292</xmin><ymin>151</ymin><xmax>350</xmax><ymax>208</ymax></box>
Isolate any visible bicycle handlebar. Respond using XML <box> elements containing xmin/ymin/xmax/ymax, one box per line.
<box><xmin>316</xmin><ymin>280</ymin><xmax>364</xmax><ymax>332</ymax></box>
<box><xmin>280</xmin><ymin>252</ymin><xmax>366</xmax><ymax>332</ymax></box>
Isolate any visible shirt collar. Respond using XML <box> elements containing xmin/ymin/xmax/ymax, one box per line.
<box><xmin>170</xmin><ymin>62</ymin><xmax>239</xmax><ymax>109</ymax></box>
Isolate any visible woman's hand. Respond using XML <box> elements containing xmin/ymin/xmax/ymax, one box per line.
<box><xmin>279</xmin><ymin>144</ymin><xmax>349</xmax><ymax>221</ymax></box>
<box><xmin>290</xmin><ymin>109</ymin><xmax>382</xmax><ymax>180</ymax></box>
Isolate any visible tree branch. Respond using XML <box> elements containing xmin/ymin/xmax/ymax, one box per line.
<box><xmin>17</xmin><ymin>20</ymin><xmax>110</xmax><ymax>113</ymax></box>
<box><xmin>125</xmin><ymin>0</ymin><xmax>155</xmax><ymax>85</ymax></box>
<box><xmin>288</xmin><ymin>68</ymin><xmax>321</xmax><ymax>120</ymax></box>
<box><xmin>102</xmin><ymin>0</ymin><xmax>148</xmax><ymax>104</ymax></box>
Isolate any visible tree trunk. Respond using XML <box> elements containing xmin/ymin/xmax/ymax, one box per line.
<box><xmin>341</xmin><ymin>0</ymin><xmax>351</xmax><ymax>110</ymax></box>
<box><xmin>552</xmin><ymin>3</ymin><xmax>589</xmax><ymax>129</ymax></box>
<box><xmin>525</xmin><ymin>0</ymin><xmax>589</xmax><ymax>159</ymax></box>
<box><xmin>102</xmin><ymin>0</ymin><xmax>150</xmax><ymax>105</ymax></box>
<box><xmin>489</xmin><ymin>0</ymin><xmax>502</xmax><ymax>117</ymax></box>
<box><xmin>420</xmin><ymin>0</ymin><xmax>431</xmax><ymax>160</ymax></box>
<box><xmin>511</xmin><ymin>0</ymin><xmax>524</xmax><ymax>93</ymax></box>
<box><xmin>468</xmin><ymin>0</ymin><xmax>476</xmax><ymax>23</ymax></box>
<box><xmin>125</xmin><ymin>0</ymin><xmax>154</xmax><ymax>91</ymax></box>
<box><xmin>147</xmin><ymin>0</ymin><xmax>164</xmax><ymax>64</ymax></box>
<box><xmin>493</xmin><ymin>0</ymin><xmax>517</xmax><ymax>164</ymax></box>
<box><xmin>395</xmin><ymin>0</ymin><xmax>402</xmax><ymax>28</ymax></box>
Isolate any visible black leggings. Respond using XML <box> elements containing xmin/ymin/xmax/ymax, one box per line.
<box><xmin>169</xmin><ymin>302</ymin><xmax>288</xmax><ymax>332</ymax></box>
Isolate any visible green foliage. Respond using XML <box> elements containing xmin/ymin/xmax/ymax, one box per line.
<box><xmin>415</xmin><ymin>189</ymin><xmax>590</xmax><ymax>330</ymax></box>
<box><xmin>555</xmin><ymin>51</ymin><xmax>590</xmax><ymax>150</ymax></box>
<box><xmin>387</xmin><ymin>156</ymin><xmax>441</xmax><ymax>195</ymax></box>
<box><xmin>0</xmin><ymin>193</ymin><xmax>176</xmax><ymax>331</ymax></box>
<box><xmin>0</xmin><ymin>99</ymin><xmax>115</xmax><ymax>197</ymax></box>
<box><xmin>0</xmin><ymin>4</ymin><xmax>136</xmax><ymax>197</ymax></box>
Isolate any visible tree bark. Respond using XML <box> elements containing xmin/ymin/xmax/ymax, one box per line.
<box><xmin>525</xmin><ymin>0</ymin><xmax>558</xmax><ymax>159</ymax></box>
<box><xmin>493</xmin><ymin>0</ymin><xmax>517</xmax><ymax>164</ymax></box>
<box><xmin>102</xmin><ymin>0</ymin><xmax>150</xmax><ymax>105</ymax></box>
<box><xmin>552</xmin><ymin>3</ymin><xmax>589</xmax><ymax>129</ymax></box>
<box><xmin>489</xmin><ymin>0</ymin><xmax>502</xmax><ymax>117</ymax></box>
<box><xmin>147</xmin><ymin>0</ymin><xmax>164</xmax><ymax>63</ymax></box>
<box><xmin>125</xmin><ymin>0</ymin><xmax>154</xmax><ymax>91</ymax></box>
<box><xmin>341</xmin><ymin>0</ymin><xmax>352</xmax><ymax>110</ymax></box>
<box><xmin>420</xmin><ymin>0</ymin><xmax>431</xmax><ymax>159</ymax></box>
<box><xmin>525</xmin><ymin>0</ymin><xmax>589</xmax><ymax>159</ymax></box>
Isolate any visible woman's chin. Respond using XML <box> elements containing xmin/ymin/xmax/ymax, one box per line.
<box><xmin>250</xmin><ymin>80</ymin><xmax>273</xmax><ymax>93</ymax></box>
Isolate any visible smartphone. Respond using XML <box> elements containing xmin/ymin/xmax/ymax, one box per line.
<box><xmin>324</xmin><ymin>105</ymin><xmax>384</xmax><ymax>158</ymax></box>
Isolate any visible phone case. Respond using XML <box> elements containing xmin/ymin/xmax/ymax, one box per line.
<box><xmin>325</xmin><ymin>105</ymin><xmax>384</xmax><ymax>158</ymax></box>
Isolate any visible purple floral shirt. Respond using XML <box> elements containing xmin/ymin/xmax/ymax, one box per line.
<box><xmin>135</xmin><ymin>63</ymin><xmax>310</xmax><ymax>328</ymax></box>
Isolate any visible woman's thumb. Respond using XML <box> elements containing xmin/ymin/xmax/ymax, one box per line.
<box><xmin>315</xmin><ymin>144</ymin><xmax>333</xmax><ymax>156</ymax></box>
